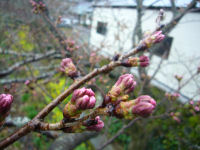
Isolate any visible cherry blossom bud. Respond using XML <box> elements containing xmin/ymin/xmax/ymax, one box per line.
<box><xmin>122</xmin><ymin>56</ymin><xmax>149</xmax><ymax>68</ymax></box>
<box><xmin>175</xmin><ymin>75</ymin><xmax>183</xmax><ymax>82</ymax></box>
<box><xmin>63</xmin><ymin>102</ymin><xmax>80</xmax><ymax>119</ymax></box>
<box><xmin>171</xmin><ymin>93</ymin><xmax>180</xmax><ymax>100</ymax></box>
<box><xmin>0</xmin><ymin>94</ymin><xmax>13</xmax><ymax>114</ymax></box>
<box><xmin>0</xmin><ymin>94</ymin><xmax>13</xmax><ymax>126</ymax></box>
<box><xmin>165</xmin><ymin>92</ymin><xmax>180</xmax><ymax>100</ymax></box>
<box><xmin>89</xmin><ymin>52</ymin><xmax>100</xmax><ymax>64</ymax></box>
<box><xmin>189</xmin><ymin>100</ymin><xmax>194</xmax><ymax>105</ymax></box>
<box><xmin>194</xmin><ymin>106</ymin><xmax>200</xmax><ymax>112</ymax></box>
<box><xmin>85</xmin><ymin>116</ymin><xmax>104</xmax><ymax>132</ymax></box>
<box><xmin>30</xmin><ymin>0</ymin><xmax>46</xmax><ymax>14</ymax></box>
<box><xmin>115</xmin><ymin>95</ymin><xmax>156</xmax><ymax>118</ymax></box>
<box><xmin>139</xmin><ymin>55</ymin><xmax>150</xmax><ymax>67</ymax></box>
<box><xmin>197</xmin><ymin>66</ymin><xmax>200</xmax><ymax>73</ymax></box>
<box><xmin>60</xmin><ymin>58</ymin><xmax>78</xmax><ymax>78</ymax></box>
<box><xmin>63</xmin><ymin>88</ymin><xmax>96</xmax><ymax>119</ymax></box>
<box><xmin>56</xmin><ymin>16</ymin><xmax>62</xmax><ymax>24</ymax></box>
<box><xmin>143</xmin><ymin>31</ymin><xmax>165</xmax><ymax>48</ymax></box>
<box><xmin>170</xmin><ymin>112</ymin><xmax>181</xmax><ymax>123</ymax></box>
<box><xmin>71</xmin><ymin>87</ymin><xmax>96</xmax><ymax>109</ymax></box>
<box><xmin>24</xmin><ymin>80</ymin><xmax>30</xmax><ymax>85</ymax></box>
<box><xmin>131</xmin><ymin>95</ymin><xmax>156</xmax><ymax>117</ymax></box>
<box><xmin>105</xmin><ymin>74</ymin><xmax>136</xmax><ymax>104</ymax></box>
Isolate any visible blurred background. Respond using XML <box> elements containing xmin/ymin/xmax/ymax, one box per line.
<box><xmin>0</xmin><ymin>0</ymin><xmax>200</xmax><ymax>150</ymax></box>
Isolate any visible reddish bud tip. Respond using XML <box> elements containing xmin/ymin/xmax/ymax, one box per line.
<box><xmin>71</xmin><ymin>87</ymin><xmax>96</xmax><ymax>110</ymax></box>
<box><xmin>132</xmin><ymin>95</ymin><xmax>156</xmax><ymax>117</ymax></box>
<box><xmin>139</xmin><ymin>55</ymin><xmax>149</xmax><ymax>67</ymax></box>
<box><xmin>60</xmin><ymin>58</ymin><xmax>78</xmax><ymax>78</ymax></box>
<box><xmin>0</xmin><ymin>94</ymin><xmax>13</xmax><ymax>114</ymax></box>
<box><xmin>86</xmin><ymin>116</ymin><xmax>104</xmax><ymax>132</ymax></box>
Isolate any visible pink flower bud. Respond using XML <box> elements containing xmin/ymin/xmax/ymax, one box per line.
<box><xmin>139</xmin><ymin>55</ymin><xmax>149</xmax><ymax>67</ymax></box>
<box><xmin>143</xmin><ymin>31</ymin><xmax>165</xmax><ymax>48</ymax></box>
<box><xmin>198</xmin><ymin>66</ymin><xmax>200</xmax><ymax>73</ymax></box>
<box><xmin>194</xmin><ymin>106</ymin><xmax>200</xmax><ymax>112</ymax></box>
<box><xmin>189</xmin><ymin>100</ymin><xmax>194</xmax><ymax>105</ymax></box>
<box><xmin>170</xmin><ymin>112</ymin><xmax>181</xmax><ymax>123</ymax></box>
<box><xmin>114</xmin><ymin>95</ymin><xmax>156</xmax><ymax>119</ymax></box>
<box><xmin>86</xmin><ymin>116</ymin><xmax>104</xmax><ymax>132</ymax></box>
<box><xmin>122</xmin><ymin>56</ymin><xmax>149</xmax><ymax>68</ymax></box>
<box><xmin>175</xmin><ymin>75</ymin><xmax>183</xmax><ymax>82</ymax></box>
<box><xmin>0</xmin><ymin>94</ymin><xmax>13</xmax><ymax>126</ymax></box>
<box><xmin>60</xmin><ymin>58</ymin><xmax>78</xmax><ymax>78</ymax></box>
<box><xmin>89</xmin><ymin>52</ymin><xmax>99</xmax><ymax>64</ymax></box>
<box><xmin>153</xmin><ymin>31</ymin><xmax>165</xmax><ymax>43</ymax></box>
<box><xmin>132</xmin><ymin>95</ymin><xmax>156</xmax><ymax>117</ymax></box>
<box><xmin>165</xmin><ymin>92</ymin><xmax>180</xmax><ymax>100</ymax></box>
<box><xmin>71</xmin><ymin>87</ymin><xmax>96</xmax><ymax>109</ymax></box>
<box><xmin>171</xmin><ymin>93</ymin><xmax>180</xmax><ymax>100</ymax></box>
<box><xmin>106</xmin><ymin>74</ymin><xmax>136</xmax><ymax>104</ymax></box>
<box><xmin>24</xmin><ymin>80</ymin><xmax>30</xmax><ymax>85</ymax></box>
<box><xmin>0</xmin><ymin>94</ymin><xmax>13</xmax><ymax>114</ymax></box>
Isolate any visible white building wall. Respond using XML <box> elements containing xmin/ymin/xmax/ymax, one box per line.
<box><xmin>90</xmin><ymin>7</ymin><xmax>200</xmax><ymax>101</ymax></box>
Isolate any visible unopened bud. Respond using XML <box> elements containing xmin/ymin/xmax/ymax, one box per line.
<box><xmin>197</xmin><ymin>66</ymin><xmax>200</xmax><ymax>73</ymax></box>
<box><xmin>60</xmin><ymin>58</ymin><xmax>78</xmax><ymax>78</ymax></box>
<box><xmin>115</xmin><ymin>95</ymin><xmax>156</xmax><ymax>118</ymax></box>
<box><xmin>165</xmin><ymin>92</ymin><xmax>180</xmax><ymax>100</ymax></box>
<box><xmin>131</xmin><ymin>95</ymin><xmax>156</xmax><ymax>117</ymax></box>
<box><xmin>175</xmin><ymin>75</ymin><xmax>183</xmax><ymax>82</ymax></box>
<box><xmin>85</xmin><ymin>116</ymin><xmax>104</xmax><ymax>132</ymax></box>
<box><xmin>170</xmin><ymin>112</ymin><xmax>181</xmax><ymax>123</ymax></box>
<box><xmin>0</xmin><ymin>94</ymin><xmax>13</xmax><ymax>127</ymax></box>
<box><xmin>143</xmin><ymin>31</ymin><xmax>165</xmax><ymax>48</ymax></box>
<box><xmin>71</xmin><ymin>87</ymin><xmax>96</xmax><ymax>109</ymax></box>
<box><xmin>194</xmin><ymin>106</ymin><xmax>200</xmax><ymax>112</ymax></box>
<box><xmin>139</xmin><ymin>55</ymin><xmax>150</xmax><ymax>67</ymax></box>
<box><xmin>105</xmin><ymin>74</ymin><xmax>136</xmax><ymax>105</ymax></box>
<box><xmin>122</xmin><ymin>56</ymin><xmax>149</xmax><ymax>68</ymax></box>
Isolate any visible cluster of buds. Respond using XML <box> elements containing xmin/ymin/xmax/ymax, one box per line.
<box><xmin>122</xmin><ymin>55</ymin><xmax>149</xmax><ymax>68</ymax></box>
<box><xmin>30</xmin><ymin>0</ymin><xmax>46</xmax><ymax>14</ymax></box>
<box><xmin>165</xmin><ymin>92</ymin><xmax>180</xmax><ymax>101</ymax></box>
<box><xmin>63</xmin><ymin>87</ymin><xmax>96</xmax><ymax>119</ymax></box>
<box><xmin>60</xmin><ymin>58</ymin><xmax>78</xmax><ymax>78</ymax></box>
<box><xmin>0</xmin><ymin>94</ymin><xmax>13</xmax><ymax>127</ymax></box>
<box><xmin>104</xmin><ymin>74</ymin><xmax>136</xmax><ymax>105</ymax></box>
<box><xmin>175</xmin><ymin>75</ymin><xmax>183</xmax><ymax>82</ymax></box>
<box><xmin>189</xmin><ymin>100</ymin><xmax>200</xmax><ymax>112</ymax></box>
<box><xmin>170</xmin><ymin>112</ymin><xmax>181</xmax><ymax>123</ymax></box>
<box><xmin>115</xmin><ymin>95</ymin><xmax>156</xmax><ymax>119</ymax></box>
<box><xmin>142</xmin><ymin>31</ymin><xmax>165</xmax><ymax>48</ymax></box>
<box><xmin>62</xmin><ymin>39</ymin><xmax>79</xmax><ymax>52</ymax></box>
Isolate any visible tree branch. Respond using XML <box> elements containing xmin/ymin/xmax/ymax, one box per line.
<box><xmin>0</xmin><ymin>50</ymin><xmax>58</xmax><ymax>78</ymax></box>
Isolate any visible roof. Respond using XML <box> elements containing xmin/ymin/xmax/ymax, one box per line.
<box><xmin>93</xmin><ymin>0</ymin><xmax>200</xmax><ymax>8</ymax></box>
<box><xmin>71</xmin><ymin>2</ymin><xmax>93</xmax><ymax>15</ymax></box>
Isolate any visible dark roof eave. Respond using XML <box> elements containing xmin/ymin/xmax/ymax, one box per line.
<box><xmin>93</xmin><ymin>5</ymin><xmax>200</xmax><ymax>12</ymax></box>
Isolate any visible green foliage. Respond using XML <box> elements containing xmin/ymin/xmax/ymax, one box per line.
<box><xmin>21</xmin><ymin>92</ymin><xmax>31</xmax><ymax>102</ymax></box>
<box><xmin>44</xmin><ymin>77</ymin><xmax>73</xmax><ymax>122</ymax></box>
<box><xmin>23</xmin><ymin>105</ymin><xmax>38</xmax><ymax>119</ymax></box>
<box><xmin>107</xmin><ymin>117</ymin><xmax>131</xmax><ymax>150</ymax></box>
<box><xmin>75</xmin><ymin>141</ymin><xmax>94</xmax><ymax>150</ymax></box>
<box><xmin>32</xmin><ymin>133</ymin><xmax>51</xmax><ymax>150</ymax></box>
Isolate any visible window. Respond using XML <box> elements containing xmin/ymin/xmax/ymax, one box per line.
<box><xmin>96</xmin><ymin>21</ymin><xmax>107</xmax><ymax>35</ymax></box>
<box><xmin>152</xmin><ymin>36</ymin><xmax>173</xmax><ymax>59</ymax></box>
